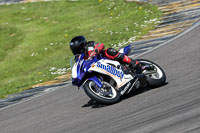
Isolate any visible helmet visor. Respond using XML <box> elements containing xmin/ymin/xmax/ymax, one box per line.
<box><xmin>70</xmin><ymin>42</ymin><xmax>86</xmax><ymax>55</ymax></box>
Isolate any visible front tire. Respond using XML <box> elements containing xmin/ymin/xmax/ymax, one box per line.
<box><xmin>84</xmin><ymin>80</ymin><xmax>120</xmax><ymax>104</ymax></box>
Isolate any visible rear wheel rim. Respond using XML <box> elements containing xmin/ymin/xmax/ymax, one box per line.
<box><xmin>141</xmin><ymin>61</ymin><xmax>163</xmax><ymax>79</ymax></box>
<box><xmin>88</xmin><ymin>81</ymin><xmax>117</xmax><ymax>99</ymax></box>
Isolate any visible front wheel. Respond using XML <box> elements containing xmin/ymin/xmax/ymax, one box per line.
<box><xmin>138</xmin><ymin>59</ymin><xmax>166</xmax><ymax>87</ymax></box>
<box><xmin>84</xmin><ymin>80</ymin><xmax>120</xmax><ymax>104</ymax></box>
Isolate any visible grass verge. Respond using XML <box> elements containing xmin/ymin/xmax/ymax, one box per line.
<box><xmin>0</xmin><ymin>0</ymin><xmax>162</xmax><ymax>98</ymax></box>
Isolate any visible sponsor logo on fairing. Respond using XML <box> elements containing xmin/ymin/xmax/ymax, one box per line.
<box><xmin>96</xmin><ymin>62</ymin><xmax>124</xmax><ymax>79</ymax></box>
<box><xmin>121</xmin><ymin>82</ymin><xmax>131</xmax><ymax>95</ymax></box>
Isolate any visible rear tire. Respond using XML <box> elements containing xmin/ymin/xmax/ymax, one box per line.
<box><xmin>138</xmin><ymin>59</ymin><xmax>166</xmax><ymax>87</ymax></box>
<box><xmin>84</xmin><ymin>80</ymin><xmax>120</xmax><ymax>105</ymax></box>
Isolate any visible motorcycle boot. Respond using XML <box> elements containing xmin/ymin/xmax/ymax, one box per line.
<box><xmin>142</xmin><ymin>64</ymin><xmax>155</xmax><ymax>71</ymax></box>
<box><xmin>129</xmin><ymin>60</ymin><xmax>143</xmax><ymax>73</ymax></box>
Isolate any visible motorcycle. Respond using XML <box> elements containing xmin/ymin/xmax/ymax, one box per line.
<box><xmin>70</xmin><ymin>45</ymin><xmax>166</xmax><ymax>104</ymax></box>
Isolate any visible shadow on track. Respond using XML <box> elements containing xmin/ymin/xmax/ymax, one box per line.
<box><xmin>82</xmin><ymin>99</ymin><xmax>108</xmax><ymax>108</ymax></box>
<box><xmin>82</xmin><ymin>82</ymin><xmax>168</xmax><ymax>108</ymax></box>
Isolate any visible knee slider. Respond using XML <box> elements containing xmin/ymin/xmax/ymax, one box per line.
<box><xmin>115</xmin><ymin>53</ymin><xmax>124</xmax><ymax>62</ymax></box>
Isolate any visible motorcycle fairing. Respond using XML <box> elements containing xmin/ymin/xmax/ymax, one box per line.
<box><xmin>88</xmin><ymin>59</ymin><xmax>133</xmax><ymax>88</ymax></box>
<box><xmin>118</xmin><ymin>77</ymin><xmax>139</xmax><ymax>95</ymax></box>
<box><xmin>71</xmin><ymin>53</ymin><xmax>99</xmax><ymax>86</ymax></box>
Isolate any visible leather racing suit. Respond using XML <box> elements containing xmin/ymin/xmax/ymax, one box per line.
<box><xmin>84</xmin><ymin>41</ymin><xmax>140</xmax><ymax>68</ymax></box>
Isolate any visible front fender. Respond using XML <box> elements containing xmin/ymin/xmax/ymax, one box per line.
<box><xmin>87</xmin><ymin>76</ymin><xmax>103</xmax><ymax>88</ymax></box>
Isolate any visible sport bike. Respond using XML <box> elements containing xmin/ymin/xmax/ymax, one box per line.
<box><xmin>70</xmin><ymin>45</ymin><xmax>166</xmax><ymax>104</ymax></box>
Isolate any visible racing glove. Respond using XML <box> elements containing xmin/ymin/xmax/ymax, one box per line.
<box><xmin>88</xmin><ymin>49</ymin><xmax>98</xmax><ymax>59</ymax></box>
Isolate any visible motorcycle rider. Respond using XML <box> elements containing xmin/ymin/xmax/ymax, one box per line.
<box><xmin>69</xmin><ymin>36</ymin><xmax>141</xmax><ymax>70</ymax></box>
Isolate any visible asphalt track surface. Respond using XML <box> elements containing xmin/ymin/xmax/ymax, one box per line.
<box><xmin>0</xmin><ymin>22</ymin><xmax>200</xmax><ymax>133</ymax></box>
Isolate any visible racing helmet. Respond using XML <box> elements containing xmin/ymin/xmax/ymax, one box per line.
<box><xmin>69</xmin><ymin>36</ymin><xmax>87</xmax><ymax>55</ymax></box>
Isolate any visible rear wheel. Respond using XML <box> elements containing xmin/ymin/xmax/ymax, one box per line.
<box><xmin>138</xmin><ymin>59</ymin><xmax>166</xmax><ymax>87</ymax></box>
<box><xmin>84</xmin><ymin>80</ymin><xmax>120</xmax><ymax>104</ymax></box>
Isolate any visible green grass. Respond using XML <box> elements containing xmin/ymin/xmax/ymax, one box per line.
<box><xmin>0</xmin><ymin>0</ymin><xmax>162</xmax><ymax>98</ymax></box>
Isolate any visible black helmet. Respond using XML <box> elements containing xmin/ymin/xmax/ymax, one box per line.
<box><xmin>69</xmin><ymin>36</ymin><xmax>87</xmax><ymax>55</ymax></box>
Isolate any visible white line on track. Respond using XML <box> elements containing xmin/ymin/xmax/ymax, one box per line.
<box><xmin>0</xmin><ymin>81</ymin><xmax>71</xmax><ymax>111</ymax></box>
<box><xmin>130</xmin><ymin>20</ymin><xmax>200</xmax><ymax>59</ymax></box>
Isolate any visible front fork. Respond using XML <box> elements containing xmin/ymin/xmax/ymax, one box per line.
<box><xmin>87</xmin><ymin>76</ymin><xmax>103</xmax><ymax>88</ymax></box>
